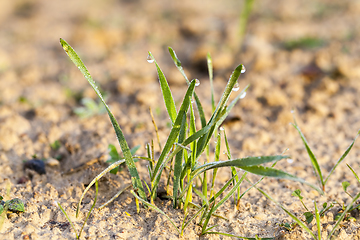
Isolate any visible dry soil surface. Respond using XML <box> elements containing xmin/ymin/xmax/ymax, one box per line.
<box><xmin>1</xmin><ymin>0</ymin><xmax>360</xmax><ymax>239</ymax></box>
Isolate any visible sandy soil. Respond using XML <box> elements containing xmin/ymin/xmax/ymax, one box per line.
<box><xmin>1</xmin><ymin>0</ymin><xmax>360</xmax><ymax>239</ymax></box>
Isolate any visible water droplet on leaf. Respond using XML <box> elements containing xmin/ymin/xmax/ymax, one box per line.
<box><xmin>219</xmin><ymin>126</ymin><xmax>224</xmax><ymax>131</ymax></box>
<box><xmin>147</xmin><ymin>54</ymin><xmax>154</xmax><ymax>63</ymax></box>
<box><xmin>195</xmin><ymin>79</ymin><xmax>200</xmax><ymax>86</ymax></box>
<box><xmin>241</xmin><ymin>65</ymin><xmax>246</xmax><ymax>73</ymax></box>
<box><xmin>232</xmin><ymin>82</ymin><xmax>240</xmax><ymax>92</ymax></box>
<box><xmin>240</xmin><ymin>92</ymin><xmax>247</xmax><ymax>99</ymax></box>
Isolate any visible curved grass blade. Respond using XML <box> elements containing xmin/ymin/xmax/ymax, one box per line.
<box><xmin>328</xmin><ymin>191</ymin><xmax>360</xmax><ymax>240</ymax></box>
<box><xmin>179</xmin><ymin>156</ymin><xmax>287</xmax><ymax>199</ymax></box>
<box><xmin>324</xmin><ymin>130</ymin><xmax>360</xmax><ymax>186</ymax></box>
<box><xmin>99</xmin><ymin>183</ymin><xmax>132</xmax><ymax>210</ymax></box>
<box><xmin>215</xmin><ymin>84</ymin><xmax>250</xmax><ymax>129</ymax></box>
<box><xmin>292</xmin><ymin>122</ymin><xmax>323</xmax><ymax>190</ymax></box>
<box><xmin>148</xmin><ymin>52</ymin><xmax>177</xmax><ymax>124</ymax></box>
<box><xmin>196</xmin><ymin>64</ymin><xmax>245</xmax><ymax>158</ymax></box>
<box><xmin>131</xmin><ymin>190</ymin><xmax>180</xmax><ymax>235</ymax></box>
<box><xmin>151</xmin><ymin>80</ymin><xmax>196</xmax><ymax>200</ymax></box>
<box><xmin>60</xmin><ymin>39</ymin><xmax>146</xmax><ymax>202</ymax></box>
<box><xmin>255</xmin><ymin>187</ymin><xmax>316</xmax><ymax>239</ymax></box>
<box><xmin>57</xmin><ymin>202</ymin><xmax>79</xmax><ymax>239</ymax></box>
<box><xmin>79</xmin><ymin>180</ymin><xmax>99</xmax><ymax>238</ymax></box>
<box><xmin>75</xmin><ymin>159</ymin><xmax>125</xmax><ymax>217</ymax></box>
<box><xmin>168</xmin><ymin>47</ymin><xmax>206</xmax><ymax>127</ymax></box>
<box><xmin>241</xmin><ymin>165</ymin><xmax>322</xmax><ymax>194</ymax></box>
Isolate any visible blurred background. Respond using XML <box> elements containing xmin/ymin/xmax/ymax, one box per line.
<box><xmin>0</xmin><ymin>0</ymin><xmax>360</xmax><ymax>156</ymax></box>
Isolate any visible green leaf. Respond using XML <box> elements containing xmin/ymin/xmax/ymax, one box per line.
<box><xmin>342</xmin><ymin>181</ymin><xmax>350</xmax><ymax>192</ymax></box>
<box><xmin>151</xmin><ymin>80</ymin><xmax>196</xmax><ymax>200</ymax></box>
<box><xmin>304</xmin><ymin>212</ymin><xmax>314</xmax><ymax>224</ymax></box>
<box><xmin>168</xmin><ymin>47</ymin><xmax>206</xmax><ymax>127</ymax></box>
<box><xmin>314</xmin><ymin>201</ymin><xmax>321</xmax><ymax>240</ymax></box>
<box><xmin>240</xmin><ymin>165</ymin><xmax>323</xmax><ymax>194</ymax></box>
<box><xmin>292</xmin><ymin>189</ymin><xmax>303</xmax><ymax>200</ymax></box>
<box><xmin>60</xmin><ymin>38</ymin><xmax>146</xmax><ymax>201</ymax></box>
<box><xmin>7</xmin><ymin>198</ymin><xmax>25</xmax><ymax>213</ymax></box>
<box><xmin>149</xmin><ymin>52</ymin><xmax>177</xmax><ymax>124</ymax></box>
<box><xmin>324</xmin><ymin>130</ymin><xmax>360</xmax><ymax>186</ymax></box>
<box><xmin>292</xmin><ymin>122</ymin><xmax>324</xmax><ymax>189</ymax></box>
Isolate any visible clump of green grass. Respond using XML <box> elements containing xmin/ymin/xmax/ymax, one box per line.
<box><xmin>59</xmin><ymin>38</ymin><xmax>324</xmax><ymax>238</ymax></box>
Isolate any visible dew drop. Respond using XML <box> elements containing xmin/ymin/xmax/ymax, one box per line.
<box><xmin>240</xmin><ymin>92</ymin><xmax>247</xmax><ymax>99</ymax></box>
<box><xmin>219</xmin><ymin>126</ymin><xmax>224</xmax><ymax>131</ymax></box>
<box><xmin>287</xmin><ymin>159</ymin><xmax>294</xmax><ymax>164</ymax></box>
<box><xmin>223</xmin><ymin>151</ymin><xmax>227</xmax><ymax>154</ymax></box>
<box><xmin>232</xmin><ymin>82</ymin><xmax>240</xmax><ymax>92</ymax></box>
<box><xmin>147</xmin><ymin>53</ymin><xmax>154</xmax><ymax>63</ymax></box>
<box><xmin>291</xmin><ymin>109</ymin><xmax>295</xmax><ymax>114</ymax></box>
<box><xmin>241</xmin><ymin>65</ymin><xmax>246</xmax><ymax>73</ymax></box>
<box><xmin>195</xmin><ymin>79</ymin><xmax>200</xmax><ymax>86</ymax></box>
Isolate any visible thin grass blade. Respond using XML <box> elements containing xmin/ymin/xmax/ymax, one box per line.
<box><xmin>241</xmin><ymin>165</ymin><xmax>323</xmax><ymax>194</ymax></box>
<box><xmin>173</xmin><ymin>114</ymin><xmax>187</xmax><ymax>208</ymax></box>
<box><xmin>151</xmin><ymin>80</ymin><xmax>196</xmax><ymax>200</ymax></box>
<box><xmin>79</xmin><ymin>180</ymin><xmax>99</xmax><ymax>238</ymax></box>
<box><xmin>148</xmin><ymin>52</ymin><xmax>177</xmax><ymax>124</ymax></box>
<box><xmin>168</xmin><ymin>47</ymin><xmax>206</xmax><ymax>127</ymax></box>
<box><xmin>292</xmin><ymin>122</ymin><xmax>324</xmax><ymax>189</ymax></box>
<box><xmin>314</xmin><ymin>201</ymin><xmax>321</xmax><ymax>240</ymax></box>
<box><xmin>256</xmin><ymin>187</ymin><xmax>316</xmax><ymax>239</ymax></box>
<box><xmin>328</xmin><ymin>191</ymin><xmax>360</xmax><ymax>240</ymax></box>
<box><xmin>324</xmin><ymin>130</ymin><xmax>360</xmax><ymax>186</ymax></box>
<box><xmin>60</xmin><ymin>38</ymin><xmax>146</xmax><ymax>201</ymax></box>
<box><xmin>347</xmin><ymin>164</ymin><xmax>360</xmax><ymax>183</ymax></box>
<box><xmin>131</xmin><ymin>190</ymin><xmax>180</xmax><ymax>235</ymax></box>
<box><xmin>75</xmin><ymin>159</ymin><xmax>125</xmax><ymax>217</ymax></box>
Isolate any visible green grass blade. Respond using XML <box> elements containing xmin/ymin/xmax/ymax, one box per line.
<box><xmin>196</xmin><ymin>64</ymin><xmax>244</xmax><ymax>158</ymax></box>
<box><xmin>292</xmin><ymin>122</ymin><xmax>324</xmax><ymax>189</ymax></box>
<box><xmin>195</xmin><ymin>155</ymin><xmax>289</xmax><ymax>174</ymax></box>
<box><xmin>149</xmin><ymin>51</ymin><xmax>177</xmax><ymax>124</ymax></box>
<box><xmin>241</xmin><ymin>165</ymin><xmax>323</xmax><ymax>194</ymax></box>
<box><xmin>131</xmin><ymin>190</ymin><xmax>180</xmax><ymax>235</ymax></box>
<box><xmin>75</xmin><ymin>159</ymin><xmax>125</xmax><ymax>217</ymax></box>
<box><xmin>60</xmin><ymin>38</ymin><xmax>146</xmax><ymax>201</ymax></box>
<box><xmin>173</xmin><ymin>114</ymin><xmax>187</xmax><ymax>208</ymax></box>
<box><xmin>347</xmin><ymin>164</ymin><xmax>360</xmax><ymax>183</ymax></box>
<box><xmin>256</xmin><ymin>187</ymin><xmax>316</xmax><ymax>239</ymax></box>
<box><xmin>182</xmin><ymin>204</ymin><xmax>206</xmax><ymax>233</ymax></box>
<box><xmin>57</xmin><ymin>202</ymin><xmax>79</xmax><ymax>239</ymax></box>
<box><xmin>215</xmin><ymin>84</ymin><xmax>250</xmax><ymax>129</ymax></box>
<box><xmin>324</xmin><ymin>130</ymin><xmax>360</xmax><ymax>186</ymax></box>
<box><xmin>151</xmin><ymin>80</ymin><xmax>196</xmax><ymax>199</ymax></box>
<box><xmin>314</xmin><ymin>201</ymin><xmax>321</xmax><ymax>240</ymax></box>
<box><xmin>202</xmin><ymin>172</ymin><xmax>244</xmax><ymax>232</ymax></box>
<box><xmin>168</xmin><ymin>47</ymin><xmax>206</xmax><ymax>127</ymax></box>
<box><xmin>179</xmin><ymin>155</ymin><xmax>289</xmax><ymax>199</ymax></box>
<box><xmin>328</xmin><ymin>191</ymin><xmax>360</xmax><ymax>240</ymax></box>
<box><xmin>79</xmin><ymin>180</ymin><xmax>98</xmax><ymax>238</ymax></box>
<box><xmin>193</xmin><ymin>187</ymin><xmax>209</xmax><ymax>206</ymax></box>
<box><xmin>207</xmin><ymin>53</ymin><xmax>215</xmax><ymax>112</ymax></box>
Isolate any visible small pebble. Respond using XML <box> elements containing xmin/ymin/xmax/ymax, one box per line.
<box><xmin>45</xmin><ymin>158</ymin><xmax>60</xmax><ymax>167</ymax></box>
<box><xmin>24</xmin><ymin>159</ymin><xmax>46</xmax><ymax>175</ymax></box>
